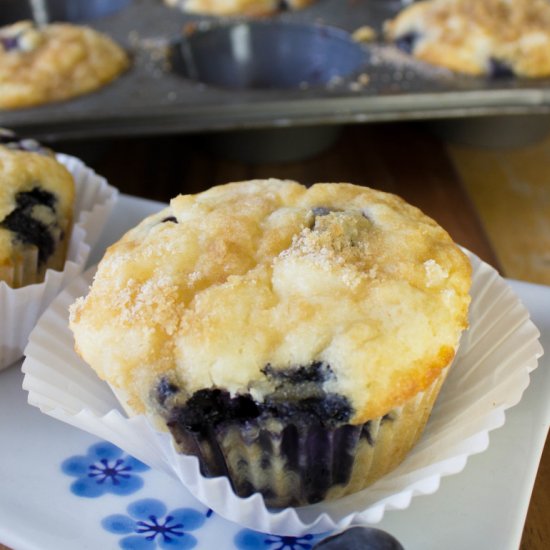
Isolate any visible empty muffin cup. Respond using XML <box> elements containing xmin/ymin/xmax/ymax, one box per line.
<box><xmin>171</xmin><ymin>21</ymin><xmax>367</xmax><ymax>90</ymax></box>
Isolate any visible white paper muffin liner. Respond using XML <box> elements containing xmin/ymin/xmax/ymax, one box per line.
<box><xmin>22</xmin><ymin>250</ymin><xmax>543</xmax><ymax>536</ymax></box>
<box><xmin>0</xmin><ymin>154</ymin><xmax>118</xmax><ymax>370</ymax></box>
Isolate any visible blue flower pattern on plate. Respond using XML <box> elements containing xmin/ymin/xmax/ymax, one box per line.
<box><xmin>61</xmin><ymin>441</ymin><xmax>149</xmax><ymax>497</ymax></box>
<box><xmin>234</xmin><ymin>529</ymin><xmax>320</xmax><ymax>549</ymax></box>
<box><xmin>61</xmin><ymin>440</ymin><xmax>323</xmax><ymax>549</ymax></box>
<box><xmin>102</xmin><ymin>498</ymin><xmax>207</xmax><ymax>549</ymax></box>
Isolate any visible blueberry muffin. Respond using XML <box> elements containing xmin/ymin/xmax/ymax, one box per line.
<box><xmin>0</xmin><ymin>21</ymin><xmax>128</xmax><ymax>109</ymax></box>
<box><xmin>69</xmin><ymin>180</ymin><xmax>471</xmax><ymax>507</ymax></box>
<box><xmin>0</xmin><ymin>129</ymin><xmax>75</xmax><ymax>287</ymax></box>
<box><xmin>164</xmin><ymin>0</ymin><xmax>316</xmax><ymax>17</ymax></box>
<box><xmin>384</xmin><ymin>0</ymin><xmax>550</xmax><ymax>77</ymax></box>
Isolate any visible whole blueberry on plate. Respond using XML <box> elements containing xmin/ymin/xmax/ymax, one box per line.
<box><xmin>313</xmin><ymin>526</ymin><xmax>404</xmax><ymax>549</ymax></box>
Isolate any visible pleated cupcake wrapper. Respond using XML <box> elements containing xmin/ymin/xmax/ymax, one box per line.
<box><xmin>1</xmin><ymin>216</ymin><xmax>71</xmax><ymax>289</ymax></box>
<box><xmin>22</xmin><ymin>251</ymin><xmax>543</xmax><ymax>536</ymax></box>
<box><xmin>0</xmin><ymin>245</ymin><xmax>42</xmax><ymax>288</ymax></box>
<box><xmin>0</xmin><ymin>154</ymin><xmax>118</xmax><ymax>370</ymax></box>
<box><xmin>147</xmin><ymin>369</ymin><xmax>449</xmax><ymax>509</ymax></box>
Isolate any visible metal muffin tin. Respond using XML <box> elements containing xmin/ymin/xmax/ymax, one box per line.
<box><xmin>1</xmin><ymin>0</ymin><xmax>550</xmax><ymax>141</ymax></box>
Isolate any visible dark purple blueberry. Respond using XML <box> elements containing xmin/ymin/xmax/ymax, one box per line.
<box><xmin>16</xmin><ymin>187</ymin><xmax>56</xmax><ymax>210</ymax></box>
<box><xmin>332</xmin><ymin>425</ymin><xmax>360</xmax><ymax>485</ymax></box>
<box><xmin>260</xmin><ymin>362</ymin><xmax>352</xmax><ymax>427</ymax></box>
<box><xmin>303</xmin><ymin>424</ymin><xmax>332</xmax><ymax>501</ymax></box>
<box><xmin>0</xmin><ymin>188</ymin><xmax>58</xmax><ymax>265</ymax></box>
<box><xmin>156</xmin><ymin>376</ymin><xmax>180</xmax><ymax>407</ymax></box>
<box><xmin>280</xmin><ymin>424</ymin><xmax>300</xmax><ymax>470</ymax></box>
<box><xmin>394</xmin><ymin>32</ymin><xmax>420</xmax><ymax>55</ymax></box>
<box><xmin>0</xmin><ymin>35</ymin><xmax>20</xmax><ymax>52</ymax></box>
<box><xmin>161</xmin><ymin>216</ymin><xmax>178</xmax><ymax>223</ymax></box>
<box><xmin>160</xmin><ymin>379</ymin><xmax>359</xmax><ymax>503</ymax></box>
<box><xmin>262</xmin><ymin>361</ymin><xmax>333</xmax><ymax>383</ymax></box>
<box><xmin>167</xmin><ymin>389</ymin><xmax>261</xmax><ymax>435</ymax></box>
<box><xmin>488</xmin><ymin>57</ymin><xmax>515</xmax><ymax>79</ymax></box>
<box><xmin>312</xmin><ymin>207</ymin><xmax>334</xmax><ymax>217</ymax></box>
<box><xmin>313</xmin><ymin>527</ymin><xmax>404</xmax><ymax>550</ymax></box>
<box><xmin>264</xmin><ymin>393</ymin><xmax>352</xmax><ymax>426</ymax></box>
<box><xmin>277</xmin><ymin>0</ymin><xmax>290</xmax><ymax>10</ymax></box>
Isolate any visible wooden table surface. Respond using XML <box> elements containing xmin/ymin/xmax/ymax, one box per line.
<box><xmin>1</xmin><ymin>122</ymin><xmax>547</xmax><ymax>549</ymax></box>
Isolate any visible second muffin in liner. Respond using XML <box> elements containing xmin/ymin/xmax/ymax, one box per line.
<box><xmin>0</xmin><ymin>150</ymin><xmax>118</xmax><ymax>370</ymax></box>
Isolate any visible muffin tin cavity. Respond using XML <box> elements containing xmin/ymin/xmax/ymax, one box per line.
<box><xmin>0</xmin><ymin>0</ymin><xmax>130</xmax><ymax>26</ymax></box>
<box><xmin>1</xmin><ymin>0</ymin><xmax>547</xmax><ymax>143</ymax></box>
<box><xmin>171</xmin><ymin>21</ymin><xmax>367</xmax><ymax>90</ymax></box>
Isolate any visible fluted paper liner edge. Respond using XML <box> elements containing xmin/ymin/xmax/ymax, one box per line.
<box><xmin>21</xmin><ymin>251</ymin><xmax>543</xmax><ymax>536</ymax></box>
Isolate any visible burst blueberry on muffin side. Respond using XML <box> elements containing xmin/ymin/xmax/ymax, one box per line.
<box><xmin>0</xmin><ymin>130</ymin><xmax>75</xmax><ymax>287</ymax></box>
<box><xmin>69</xmin><ymin>179</ymin><xmax>472</xmax><ymax>507</ymax></box>
<box><xmin>385</xmin><ymin>0</ymin><xmax>550</xmax><ymax>77</ymax></box>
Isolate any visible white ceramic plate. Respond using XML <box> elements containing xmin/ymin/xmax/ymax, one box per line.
<box><xmin>1</xmin><ymin>195</ymin><xmax>549</xmax><ymax>549</ymax></box>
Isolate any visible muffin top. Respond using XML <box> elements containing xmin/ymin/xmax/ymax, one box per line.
<box><xmin>70</xmin><ymin>180</ymin><xmax>471</xmax><ymax>424</ymax></box>
<box><xmin>0</xmin><ymin>21</ymin><xmax>128</xmax><ymax>109</ymax></box>
<box><xmin>165</xmin><ymin>0</ymin><xmax>315</xmax><ymax>16</ymax></box>
<box><xmin>384</xmin><ymin>0</ymin><xmax>550</xmax><ymax>77</ymax></box>
<box><xmin>0</xmin><ymin>130</ymin><xmax>75</xmax><ymax>267</ymax></box>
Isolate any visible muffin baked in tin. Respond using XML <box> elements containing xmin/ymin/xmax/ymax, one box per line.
<box><xmin>0</xmin><ymin>129</ymin><xmax>74</xmax><ymax>288</ymax></box>
<box><xmin>164</xmin><ymin>0</ymin><xmax>316</xmax><ymax>16</ymax></box>
<box><xmin>0</xmin><ymin>21</ymin><xmax>129</xmax><ymax>109</ymax></box>
<box><xmin>385</xmin><ymin>0</ymin><xmax>550</xmax><ymax>77</ymax></box>
<box><xmin>70</xmin><ymin>179</ymin><xmax>471</xmax><ymax>507</ymax></box>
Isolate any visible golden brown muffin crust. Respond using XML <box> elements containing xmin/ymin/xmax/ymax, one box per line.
<box><xmin>385</xmin><ymin>0</ymin><xmax>550</xmax><ymax>77</ymax></box>
<box><xmin>0</xmin><ymin>21</ymin><xmax>129</xmax><ymax>109</ymax></box>
<box><xmin>70</xmin><ymin>180</ymin><xmax>471</xmax><ymax>424</ymax></box>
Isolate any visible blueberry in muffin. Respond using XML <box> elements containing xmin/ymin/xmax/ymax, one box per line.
<box><xmin>69</xmin><ymin>179</ymin><xmax>471</xmax><ymax>507</ymax></box>
<box><xmin>385</xmin><ymin>0</ymin><xmax>550</xmax><ymax>77</ymax></box>
<box><xmin>0</xmin><ymin>129</ymin><xmax>75</xmax><ymax>287</ymax></box>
